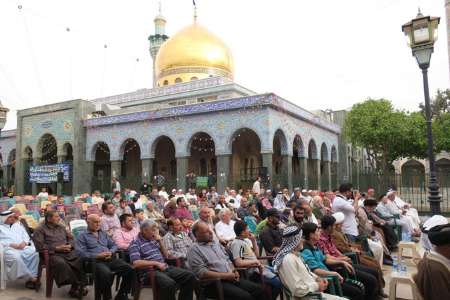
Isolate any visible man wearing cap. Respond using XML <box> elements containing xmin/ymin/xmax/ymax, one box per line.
<box><xmin>0</xmin><ymin>210</ymin><xmax>39</xmax><ymax>288</ymax></box>
<box><xmin>414</xmin><ymin>223</ymin><xmax>450</xmax><ymax>300</ymax></box>
<box><xmin>260</xmin><ymin>208</ymin><xmax>283</xmax><ymax>256</ymax></box>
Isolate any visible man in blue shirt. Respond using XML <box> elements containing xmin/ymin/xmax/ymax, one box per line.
<box><xmin>128</xmin><ymin>219</ymin><xmax>195</xmax><ymax>300</ymax></box>
<box><xmin>76</xmin><ymin>214</ymin><xmax>134</xmax><ymax>300</ymax></box>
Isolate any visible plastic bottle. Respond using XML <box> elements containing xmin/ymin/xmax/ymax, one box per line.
<box><xmin>400</xmin><ymin>258</ymin><xmax>407</xmax><ymax>275</ymax></box>
<box><xmin>392</xmin><ymin>255</ymin><xmax>398</xmax><ymax>273</ymax></box>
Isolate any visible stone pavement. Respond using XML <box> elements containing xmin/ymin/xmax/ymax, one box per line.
<box><xmin>0</xmin><ymin>245</ymin><xmax>425</xmax><ymax>300</ymax></box>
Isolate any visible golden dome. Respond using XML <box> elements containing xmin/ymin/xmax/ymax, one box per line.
<box><xmin>155</xmin><ymin>23</ymin><xmax>234</xmax><ymax>86</ymax></box>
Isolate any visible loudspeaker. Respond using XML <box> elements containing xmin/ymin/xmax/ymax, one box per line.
<box><xmin>57</xmin><ymin>172</ymin><xmax>64</xmax><ymax>183</ymax></box>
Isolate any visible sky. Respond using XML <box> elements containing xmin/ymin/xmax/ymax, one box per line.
<box><xmin>0</xmin><ymin>0</ymin><xmax>449</xmax><ymax>131</ymax></box>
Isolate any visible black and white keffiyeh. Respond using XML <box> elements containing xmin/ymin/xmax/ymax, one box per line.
<box><xmin>272</xmin><ymin>225</ymin><xmax>302</xmax><ymax>273</ymax></box>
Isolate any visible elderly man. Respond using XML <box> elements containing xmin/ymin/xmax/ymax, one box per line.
<box><xmin>162</xmin><ymin>218</ymin><xmax>193</xmax><ymax>260</ymax></box>
<box><xmin>214</xmin><ymin>208</ymin><xmax>236</xmax><ymax>243</ymax></box>
<box><xmin>376</xmin><ymin>194</ymin><xmax>416</xmax><ymax>237</ymax></box>
<box><xmin>187</xmin><ymin>221</ymin><xmax>264</xmax><ymax>300</ymax></box>
<box><xmin>387</xmin><ymin>189</ymin><xmax>421</xmax><ymax>233</ymax></box>
<box><xmin>76</xmin><ymin>214</ymin><xmax>134</xmax><ymax>300</ymax></box>
<box><xmin>113</xmin><ymin>213</ymin><xmax>139</xmax><ymax>250</ymax></box>
<box><xmin>33</xmin><ymin>211</ymin><xmax>87</xmax><ymax>297</ymax></box>
<box><xmin>129</xmin><ymin>219</ymin><xmax>195</xmax><ymax>300</ymax></box>
<box><xmin>0</xmin><ymin>210</ymin><xmax>39</xmax><ymax>288</ymax></box>
<box><xmin>100</xmin><ymin>201</ymin><xmax>121</xmax><ymax>237</ymax></box>
<box><xmin>414</xmin><ymin>223</ymin><xmax>450</xmax><ymax>300</ymax></box>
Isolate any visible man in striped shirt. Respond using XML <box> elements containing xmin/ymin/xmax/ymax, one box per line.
<box><xmin>128</xmin><ymin>219</ymin><xmax>195</xmax><ymax>300</ymax></box>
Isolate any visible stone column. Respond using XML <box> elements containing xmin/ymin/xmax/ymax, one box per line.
<box><xmin>85</xmin><ymin>161</ymin><xmax>94</xmax><ymax>194</ymax></box>
<box><xmin>56</xmin><ymin>155</ymin><xmax>64</xmax><ymax>196</ymax></box>
<box><xmin>299</xmin><ymin>157</ymin><xmax>307</xmax><ymax>189</ymax></box>
<box><xmin>282</xmin><ymin>154</ymin><xmax>293</xmax><ymax>191</ymax></box>
<box><xmin>315</xmin><ymin>159</ymin><xmax>322</xmax><ymax>191</ymax></box>
<box><xmin>142</xmin><ymin>158</ymin><xmax>154</xmax><ymax>185</ymax></box>
<box><xmin>176</xmin><ymin>157</ymin><xmax>188</xmax><ymax>191</ymax></box>
<box><xmin>32</xmin><ymin>158</ymin><xmax>40</xmax><ymax>196</ymax></box>
<box><xmin>2</xmin><ymin>166</ymin><xmax>8</xmax><ymax>191</ymax></box>
<box><xmin>261</xmin><ymin>152</ymin><xmax>273</xmax><ymax>188</ymax></box>
<box><xmin>216</xmin><ymin>154</ymin><xmax>230</xmax><ymax>194</ymax></box>
<box><xmin>326</xmin><ymin>161</ymin><xmax>332</xmax><ymax>191</ymax></box>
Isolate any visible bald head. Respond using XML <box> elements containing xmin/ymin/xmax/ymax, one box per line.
<box><xmin>87</xmin><ymin>214</ymin><xmax>101</xmax><ymax>232</ymax></box>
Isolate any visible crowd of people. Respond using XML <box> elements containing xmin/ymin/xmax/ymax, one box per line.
<box><xmin>0</xmin><ymin>177</ymin><xmax>449</xmax><ymax>300</ymax></box>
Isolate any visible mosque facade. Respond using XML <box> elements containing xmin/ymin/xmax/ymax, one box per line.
<box><xmin>0</xmin><ymin>10</ymin><xmax>342</xmax><ymax>196</ymax></box>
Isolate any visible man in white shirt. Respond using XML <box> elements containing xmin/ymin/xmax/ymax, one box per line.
<box><xmin>331</xmin><ymin>183</ymin><xmax>359</xmax><ymax>241</ymax></box>
<box><xmin>252</xmin><ymin>177</ymin><xmax>261</xmax><ymax>195</ymax></box>
<box><xmin>390</xmin><ymin>188</ymin><xmax>421</xmax><ymax>229</ymax></box>
<box><xmin>214</xmin><ymin>208</ymin><xmax>236</xmax><ymax>243</ymax></box>
<box><xmin>226</xmin><ymin>189</ymin><xmax>239</xmax><ymax>209</ymax></box>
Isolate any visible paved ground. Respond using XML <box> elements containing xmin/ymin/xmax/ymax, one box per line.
<box><xmin>0</xmin><ymin>245</ymin><xmax>424</xmax><ymax>300</ymax></box>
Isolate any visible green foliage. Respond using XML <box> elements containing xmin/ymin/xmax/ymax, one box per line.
<box><xmin>344</xmin><ymin>98</ymin><xmax>427</xmax><ymax>175</ymax></box>
<box><xmin>420</xmin><ymin>89</ymin><xmax>450</xmax><ymax>118</ymax></box>
<box><xmin>434</xmin><ymin>112</ymin><xmax>450</xmax><ymax>152</ymax></box>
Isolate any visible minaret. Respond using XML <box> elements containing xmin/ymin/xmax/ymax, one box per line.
<box><xmin>446</xmin><ymin>0</ymin><xmax>450</xmax><ymax>79</ymax></box>
<box><xmin>148</xmin><ymin>1</ymin><xmax>169</xmax><ymax>87</ymax></box>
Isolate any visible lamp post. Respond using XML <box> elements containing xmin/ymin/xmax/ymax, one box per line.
<box><xmin>0</xmin><ymin>101</ymin><xmax>9</xmax><ymax>198</ymax></box>
<box><xmin>402</xmin><ymin>11</ymin><xmax>441</xmax><ymax>215</ymax></box>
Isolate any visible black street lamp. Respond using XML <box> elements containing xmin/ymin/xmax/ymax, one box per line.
<box><xmin>0</xmin><ymin>101</ymin><xmax>9</xmax><ymax>198</ymax></box>
<box><xmin>402</xmin><ymin>11</ymin><xmax>441</xmax><ymax>215</ymax></box>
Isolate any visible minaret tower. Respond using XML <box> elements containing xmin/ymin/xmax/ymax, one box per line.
<box><xmin>149</xmin><ymin>1</ymin><xmax>169</xmax><ymax>87</ymax></box>
<box><xmin>446</xmin><ymin>0</ymin><xmax>450</xmax><ymax>79</ymax></box>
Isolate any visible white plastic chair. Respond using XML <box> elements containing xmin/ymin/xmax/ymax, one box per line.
<box><xmin>69</xmin><ymin>219</ymin><xmax>88</xmax><ymax>239</ymax></box>
<box><xmin>0</xmin><ymin>242</ymin><xmax>5</xmax><ymax>289</ymax></box>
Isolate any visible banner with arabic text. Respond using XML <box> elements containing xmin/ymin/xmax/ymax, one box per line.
<box><xmin>29</xmin><ymin>164</ymin><xmax>71</xmax><ymax>183</ymax></box>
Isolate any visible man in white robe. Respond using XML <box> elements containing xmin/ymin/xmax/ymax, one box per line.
<box><xmin>390</xmin><ymin>189</ymin><xmax>421</xmax><ymax>229</ymax></box>
<box><xmin>0</xmin><ymin>210</ymin><xmax>39</xmax><ymax>288</ymax></box>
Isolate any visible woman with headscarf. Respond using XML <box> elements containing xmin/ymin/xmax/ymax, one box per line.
<box><xmin>273</xmin><ymin>226</ymin><xmax>346</xmax><ymax>300</ymax></box>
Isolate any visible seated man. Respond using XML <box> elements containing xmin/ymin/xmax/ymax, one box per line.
<box><xmin>0</xmin><ymin>210</ymin><xmax>39</xmax><ymax>289</ymax></box>
<box><xmin>301</xmin><ymin>222</ymin><xmax>365</xmax><ymax>300</ymax></box>
<box><xmin>175</xmin><ymin>197</ymin><xmax>193</xmax><ymax>221</ymax></box>
<box><xmin>363</xmin><ymin>199</ymin><xmax>398</xmax><ymax>251</ymax></box>
<box><xmin>230</xmin><ymin>220</ymin><xmax>281</xmax><ymax>300</ymax></box>
<box><xmin>100</xmin><ymin>201</ymin><xmax>121</xmax><ymax>237</ymax></box>
<box><xmin>273</xmin><ymin>226</ymin><xmax>345</xmax><ymax>300</ymax></box>
<box><xmin>390</xmin><ymin>188</ymin><xmax>421</xmax><ymax>229</ymax></box>
<box><xmin>129</xmin><ymin>219</ymin><xmax>195</xmax><ymax>300</ymax></box>
<box><xmin>318</xmin><ymin>216</ymin><xmax>385</xmax><ymax>299</ymax></box>
<box><xmin>113</xmin><ymin>213</ymin><xmax>139</xmax><ymax>250</ymax></box>
<box><xmin>76</xmin><ymin>214</ymin><xmax>134</xmax><ymax>300</ymax></box>
<box><xmin>413</xmin><ymin>223</ymin><xmax>450</xmax><ymax>300</ymax></box>
<box><xmin>115</xmin><ymin>199</ymin><xmax>132</xmax><ymax>217</ymax></box>
<box><xmin>214</xmin><ymin>208</ymin><xmax>236</xmax><ymax>243</ymax></box>
<box><xmin>162</xmin><ymin>218</ymin><xmax>193</xmax><ymax>260</ymax></box>
<box><xmin>33</xmin><ymin>211</ymin><xmax>87</xmax><ymax>297</ymax></box>
<box><xmin>288</xmin><ymin>204</ymin><xmax>305</xmax><ymax>228</ymax></box>
<box><xmin>187</xmin><ymin>221</ymin><xmax>264</xmax><ymax>300</ymax></box>
<box><xmin>376</xmin><ymin>195</ymin><xmax>415</xmax><ymax>236</ymax></box>
<box><xmin>260</xmin><ymin>208</ymin><xmax>283</xmax><ymax>256</ymax></box>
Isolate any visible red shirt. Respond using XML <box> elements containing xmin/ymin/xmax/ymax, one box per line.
<box><xmin>175</xmin><ymin>207</ymin><xmax>193</xmax><ymax>220</ymax></box>
<box><xmin>317</xmin><ymin>231</ymin><xmax>342</xmax><ymax>258</ymax></box>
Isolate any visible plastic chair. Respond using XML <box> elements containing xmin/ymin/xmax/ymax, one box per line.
<box><xmin>12</xmin><ymin>203</ymin><xmax>27</xmax><ymax>215</ymax></box>
<box><xmin>0</xmin><ymin>243</ymin><xmax>5</xmax><ymax>289</ymax></box>
<box><xmin>69</xmin><ymin>219</ymin><xmax>88</xmax><ymax>238</ymax></box>
<box><xmin>281</xmin><ymin>283</ymin><xmax>323</xmax><ymax>300</ymax></box>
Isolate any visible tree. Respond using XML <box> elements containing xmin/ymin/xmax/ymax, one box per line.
<box><xmin>344</xmin><ymin>99</ymin><xmax>427</xmax><ymax>179</ymax></box>
<box><xmin>419</xmin><ymin>89</ymin><xmax>450</xmax><ymax>118</ymax></box>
